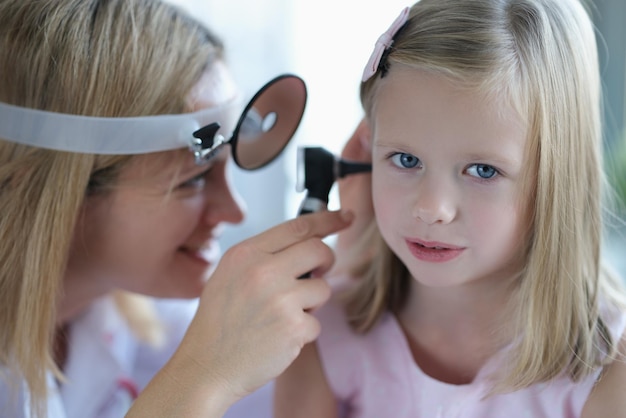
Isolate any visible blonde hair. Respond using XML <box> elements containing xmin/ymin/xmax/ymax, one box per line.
<box><xmin>0</xmin><ymin>0</ymin><xmax>223</xmax><ymax>415</ymax></box>
<box><xmin>348</xmin><ymin>0</ymin><xmax>626</xmax><ymax>393</ymax></box>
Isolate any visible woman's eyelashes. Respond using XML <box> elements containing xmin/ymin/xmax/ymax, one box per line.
<box><xmin>386</xmin><ymin>151</ymin><xmax>501</xmax><ymax>181</ymax></box>
<box><xmin>178</xmin><ymin>167</ymin><xmax>212</xmax><ymax>190</ymax></box>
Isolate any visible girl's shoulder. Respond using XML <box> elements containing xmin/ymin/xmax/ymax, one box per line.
<box><xmin>314</xmin><ymin>293</ymin><xmax>410</xmax><ymax>400</ymax></box>
<box><xmin>581</xmin><ymin>331</ymin><xmax>626</xmax><ymax>417</ymax></box>
<box><xmin>313</xmin><ymin>294</ymin><xmax>364</xmax><ymax>371</ymax></box>
<box><xmin>314</xmin><ymin>290</ymin><xmax>398</xmax><ymax>350</ymax></box>
<box><xmin>580</xmin><ymin>297</ymin><xmax>626</xmax><ymax>417</ymax></box>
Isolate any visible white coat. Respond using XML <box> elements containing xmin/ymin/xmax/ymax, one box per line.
<box><xmin>0</xmin><ymin>296</ymin><xmax>273</xmax><ymax>418</ymax></box>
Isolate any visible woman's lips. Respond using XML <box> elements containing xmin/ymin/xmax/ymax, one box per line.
<box><xmin>180</xmin><ymin>241</ymin><xmax>221</xmax><ymax>265</ymax></box>
<box><xmin>405</xmin><ymin>238</ymin><xmax>465</xmax><ymax>263</ymax></box>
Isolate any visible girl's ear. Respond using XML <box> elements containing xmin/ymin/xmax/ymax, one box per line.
<box><xmin>359</xmin><ymin>119</ymin><xmax>373</xmax><ymax>155</ymax></box>
<box><xmin>342</xmin><ymin>118</ymin><xmax>372</xmax><ymax>161</ymax></box>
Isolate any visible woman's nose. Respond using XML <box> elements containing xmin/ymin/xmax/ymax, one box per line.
<box><xmin>203</xmin><ymin>169</ymin><xmax>246</xmax><ymax>226</ymax></box>
<box><xmin>411</xmin><ymin>177</ymin><xmax>456</xmax><ymax>225</ymax></box>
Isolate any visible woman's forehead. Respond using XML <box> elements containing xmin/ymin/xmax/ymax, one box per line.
<box><xmin>186</xmin><ymin>61</ymin><xmax>239</xmax><ymax>112</ymax></box>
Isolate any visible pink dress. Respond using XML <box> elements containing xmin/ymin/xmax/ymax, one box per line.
<box><xmin>315</xmin><ymin>298</ymin><xmax>626</xmax><ymax>418</ymax></box>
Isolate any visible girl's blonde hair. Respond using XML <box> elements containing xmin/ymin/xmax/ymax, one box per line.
<box><xmin>0</xmin><ymin>0</ymin><xmax>223</xmax><ymax>414</ymax></box>
<box><xmin>348</xmin><ymin>0</ymin><xmax>626</xmax><ymax>392</ymax></box>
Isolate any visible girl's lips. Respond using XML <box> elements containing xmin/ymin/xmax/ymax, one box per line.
<box><xmin>409</xmin><ymin>238</ymin><xmax>464</xmax><ymax>250</ymax></box>
<box><xmin>405</xmin><ymin>238</ymin><xmax>465</xmax><ymax>263</ymax></box>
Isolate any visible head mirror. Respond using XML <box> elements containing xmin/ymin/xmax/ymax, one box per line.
<box><xmin>0</xmin><ymin>74</ymin><xmax>307</xmax><ymax>166</ymax></box>
<box><xmin>231</xmin><ymin>74</ymin><xmax>307</xmax><ymax>170</ymax></box>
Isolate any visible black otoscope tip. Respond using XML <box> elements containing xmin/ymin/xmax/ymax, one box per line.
<box><xmin>337</xmin><ymin>159</ymin><xmax>372</xmax><ymax>178</ymax></box>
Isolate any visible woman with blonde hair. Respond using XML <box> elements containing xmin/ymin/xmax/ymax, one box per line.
<box><xmin>0</xmin><ymin>0</ymin><xmax>356</xmax><ymax>416</ymax></box>
<box><xmin>275</xmin><ymin>0</ymin><xmax>626</xmax><ymax>416</ymax></box>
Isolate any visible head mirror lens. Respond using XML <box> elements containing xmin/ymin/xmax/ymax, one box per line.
<box><xmin>233</xmin><ymin>75</ymin><xmax>307</xmax><ymax>170</ymax></box>
<box><xmin>238</xmin><ymin>108</ymin><xmax>264</xmax><ymax>137</ymax></box>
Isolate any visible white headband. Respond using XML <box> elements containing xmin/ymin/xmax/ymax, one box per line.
<box><xmin>0</xmin><ymin>97</ymin><xmax>240</xmax><ymax>155</ymax></box>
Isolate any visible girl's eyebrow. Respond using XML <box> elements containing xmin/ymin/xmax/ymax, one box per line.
<box><xmin>463</xmin><ymin>152</ymin><xmax>520</xmax><ymax>167</ymax></box>
<box><xmin>372</xmin><ymin>139</ymin><xmax>411</xmax><ymax>148</ymax></box>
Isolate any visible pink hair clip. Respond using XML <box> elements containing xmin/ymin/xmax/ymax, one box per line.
<box><xmin>361</xmin><ymin>7</ymin><xmax>410</xmax><ymax>82</ymax></box>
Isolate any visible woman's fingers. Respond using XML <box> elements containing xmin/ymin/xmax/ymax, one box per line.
<box><xmin>175</xmin><ymin>210</ymin><xmax>354</xmax><ymax>399</ymax></box>
<box><xmin>274</xmin><ymin>235</ymin><xmax>338</xmax><ymax>279</ymax></box>
<box><xmin>249</xmin><ymin>210</ymin><xmax>353</xmax><ymax>254</ymax></box>
<box><xmin>216</xmin><ymin>211</ymin><xmax>351</xmax><ymax>285</ymax></box>
<box><xmin>294</xmin><ymin>275</ymin><xmax>332</xmax><ymax>312</ymax></box>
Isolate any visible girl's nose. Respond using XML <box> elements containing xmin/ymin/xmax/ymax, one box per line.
<box><xmin>411</xmin><ymin>177</ymin><xmax>456</xmax><ymax>225</ymax></box>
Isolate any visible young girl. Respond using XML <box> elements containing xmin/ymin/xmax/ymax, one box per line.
<box><xmin>275</xmin><ymin>0</ymin><xmax>626</xmax><ymax>416</ymax></box>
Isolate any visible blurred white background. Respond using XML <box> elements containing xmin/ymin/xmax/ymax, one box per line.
<box><xmin>166</xmin><ymin>0</ymin><xmax>410</xmax><ymax>250</ymax></box>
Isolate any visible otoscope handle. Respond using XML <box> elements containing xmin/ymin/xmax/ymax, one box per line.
<box><xmin>298</xmin><ymin>196</ymin><xmax>327</xmax><ymax>216</ymax></box>
<box><xmin>297</xmin><ymin>196</ymin><xmax>328</xmax><ymax>278</ymax></box>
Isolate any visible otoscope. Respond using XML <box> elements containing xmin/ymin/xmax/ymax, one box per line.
<box><xmin>296</xmin><ymin>146</ymin><xmax>372</xmax><ymax>214</ymax></box>
<box><xmin>296</xmin><ymin>146</ymin><xmax>372</xmax><ymax>277</ymax></box>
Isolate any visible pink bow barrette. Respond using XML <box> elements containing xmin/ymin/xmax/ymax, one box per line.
<box><xmin>361</xmin><ymin>7</ymin><xmax>410</xmax><ymax>82</ymax></box>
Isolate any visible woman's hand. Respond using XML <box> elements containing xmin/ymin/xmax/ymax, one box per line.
<box><xmin>127</xmin><ymin>210</ymin><xmax>353</xmax><ymax>417</ymax></box>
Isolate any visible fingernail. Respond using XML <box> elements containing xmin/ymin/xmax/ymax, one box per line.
<box><xmin>340</xmin><ymin>209</ymin><xmax>354</xmax><ymax>222</ymax></box>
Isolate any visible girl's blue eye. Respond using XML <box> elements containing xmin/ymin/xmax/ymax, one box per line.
<box><xmin>467</xmin><ymin>164</ymin><xmax>498</xmax><ymax>179</ymax></box>
<box><xmin>391</xmin><ymin>152</ymin><xmax>421</xmax><ymax>169</ymax></box>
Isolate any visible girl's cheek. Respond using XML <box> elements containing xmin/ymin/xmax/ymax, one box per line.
<box><xmin>372</xmin><ymin>187</ymin><xmax>398</xmax><ymax>223</ymax></box>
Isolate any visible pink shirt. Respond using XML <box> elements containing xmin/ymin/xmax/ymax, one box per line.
<box><xmin>316</xmin><ymin>298</ymin><xmax>626</xmax><ymax>418</ymax></box>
